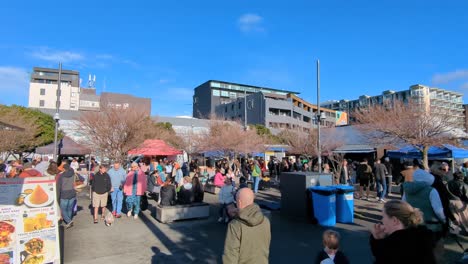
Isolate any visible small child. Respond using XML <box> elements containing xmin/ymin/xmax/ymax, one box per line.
<box><xmin>218</xmin><ymin>177</ymin><xmax>235</xmax><ymax>223</ymax></box>
<box><xmin>315</xmin><ymin>230</ymin><xmax>349</xmax><ymax>264</ymax></box>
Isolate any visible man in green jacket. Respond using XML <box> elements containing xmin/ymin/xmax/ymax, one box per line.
<box><xmin>222</xmin><ymin>188</ymin><xmax>271</xmax><ymax>264</ymax></box>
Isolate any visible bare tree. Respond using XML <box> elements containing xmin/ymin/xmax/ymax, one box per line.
<box><xmin>78</xmin><ymin>106</ymin><xmax>153</xmax><ymax>163</ymax></box>
<box><xmin>199</xmin><ymin>117</ymin><xmax>266</xmax><ymax>158</ymax></box>
<box><xmin>276</xmin><ymin>128</ymin><xmax>317</xmax><ymax>157</ymax></box>
<box><xmin>353</xmin><ymin>100</ymin><xmax>460</xmax><ymax>169</ymax></box>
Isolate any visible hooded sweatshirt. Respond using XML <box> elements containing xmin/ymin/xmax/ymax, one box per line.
<box><xmin>370</xmin><ymin>225</ymin><xmax>436</xmax><ymax>264</ymax></box>
<box><xmin>222</xmin><ymin>203</ymin><xmax>271</xmax><ymax>264</ymax></box>
<box><xmin>57</xmin><ymin>169</ymin><xmax>76</xmax><ymax>200</ymax></box>
<box><xmin>403</xmin><ymin>181</ymin><xmax>445</xmax><ymax>232</ymax></box>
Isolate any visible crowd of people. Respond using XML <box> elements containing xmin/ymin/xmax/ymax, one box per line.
<box><xmin>2</xmin><ymin>153</ymin><xmax>468</xmax><ymax>263</ymax></box>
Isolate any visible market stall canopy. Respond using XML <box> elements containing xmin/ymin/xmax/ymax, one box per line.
<box><xmin>386</xmin><ymin>144</ymin><xmax>468</xmax><ymax>159</ymax></box>
<box><xmin>35</xmin><ymin>136</ymin><xmax>91</xmax><ymax>155</ymax></box>
<box><xmin>333</xmin><ymin>144</ymin><xmax>376</xmax><ymax>154</ymax></box>
<box><xmin>128</xmin><ymin>139</ymin><xmax>182</xmax><ymax>156</ymax></box>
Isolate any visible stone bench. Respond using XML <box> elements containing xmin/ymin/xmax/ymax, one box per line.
<box><xmin>204</xmin><ymin>183</ymin><xmax>221</xmax><ymax>194</ymax></box>
<box><xmin>155</xmin><ymin>202</ymin><xmax>210</xmax><ymax>223</ymax></box>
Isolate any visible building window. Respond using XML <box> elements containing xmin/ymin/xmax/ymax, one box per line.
<box><xmin>225</xmin><ymin>106</ymin><xmax>227</xmax><ymax>112</ymax></box>
<box><xmin>239</xmin><ymin>102</ymin><xmax>242</xmax><ymax>109</ymax></box>
<box><xmin>40</xmin><ymin>88</ymin><xmax>45</xmax><ymax>95</ymax></box>
<box><xmin>71</xmin><ymin>92</ymin><xmax>77</xmax><ymax>97</ymax></box>
<box><xmin>39</xmin><ymin>100</ymin><xmax>45</xmax><ymax>107</ymax></box>
<box><xmin>231</xmin><ymin>104</ymin><xmax>234</xmax><ymax>111</ymax></box>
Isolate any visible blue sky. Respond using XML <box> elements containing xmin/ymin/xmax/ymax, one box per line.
<box><xmin>1</xmin><ymin>0</ymin><xmax>467</xmax><ymax>116</ymax></box>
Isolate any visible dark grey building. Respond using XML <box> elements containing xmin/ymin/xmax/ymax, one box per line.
<box><xmin>30</xmin><ymin>67</ymin><xmax>80</xmax><ymax>86</ymax></box>
<box><xmin>193</xmin><ymin>80</ymin><xmax>298</xmax><ymax>119</ymax></box>
<box><xmin>215</xmin><ymin>91</ymin><xmax>337</xmax><ymax>134</ymax></box>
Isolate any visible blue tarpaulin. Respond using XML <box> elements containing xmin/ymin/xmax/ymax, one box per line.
<box><xmin>386</xmin><ymin>144</ymin><xmax>468</xmax><ymax>159</ymax></box>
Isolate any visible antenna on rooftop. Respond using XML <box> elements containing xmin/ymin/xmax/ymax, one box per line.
<box><xmin>87</xmin><ymin>74</ymin><xmax>96</xmax><ymax>88</ymax></box>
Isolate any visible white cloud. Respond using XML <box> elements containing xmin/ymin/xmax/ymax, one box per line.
<box><xmin>95</xmin><ymin>54</ymin><xmax>114</xmax><ymax>60</ymax></box>
<box><xmin>30</xmin><ymin>47</ymin><xmax>84</xmax><ymax>63</ymax></box>
<box><xmin>238</xmin><ymin>13</ymin><xmax>265</xmax><ymax>33</ymax></box>
<box><xmin>432</xmin><ymin>69</ymin><xmax>468</xmax><ymax>84</ymax></box>
<box><xmin>0</xmin><ymin>66</ymin><xmax>29</xmax><ymax>105</ymax></box>
<box><xmin>122</xmin><ymin>59</ymin><xmax>140</xmax><ymax>68</ymax></box>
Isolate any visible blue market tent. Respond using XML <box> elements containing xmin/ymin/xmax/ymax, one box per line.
<box><xmin>386</xmin><ymin>144</ymin><xmax>468</xmax><ymax>160</ymax></box>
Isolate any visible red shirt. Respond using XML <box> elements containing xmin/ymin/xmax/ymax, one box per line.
<box><xmin>19</xmin><ymin>169</ymin><xmax>43</xmax><ymax>178</ymax></box>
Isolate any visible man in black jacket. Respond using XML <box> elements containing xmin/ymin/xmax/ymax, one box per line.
<box><xmin>92</xmin><ymin>165</ymin><xmax>112</xmax><ymax>223</ymax></box>
<box><xmin>57</xmin><ymin>163</ymin><xmax>76</xmax><ymax>228</ymax></box>
<box><xmin>374</xmin><ymin>159</ymin><xmax>388</xmax><ymax>203</ymax></box>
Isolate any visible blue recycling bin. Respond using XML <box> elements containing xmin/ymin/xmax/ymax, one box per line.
<box><xmin>335</xmin><ymin>185</ymin><xmax>354</xmax><ymax>223</ymax></box>
<box><xmin>309</xmin><ymin>186</ymin><xmax>336</xmax><ymax>226</ymax></box>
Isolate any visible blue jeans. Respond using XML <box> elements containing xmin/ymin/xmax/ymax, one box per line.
<box><xmin>386</xmin><ymin>176</ymin><xmax>392</xmax><ymax>195</ymax></box>
<box><xmin>377</xmin><ymin>180</ymin><xmax>387</xmax><ymax>200</ymax></box>
<box><xmin>60</xmin><ymin>197</ymin><xmax>76</xmax><ymax>224</ymax></box>
<box><xmin>252</xmin><ymin>176</ymin><xmax>260</xmax><ymax>193</ymax></box>
<box><xmin>111</xmin><ymin>189</ymin><xmax>123</xmax><ymax>215</ymax></box>
<box><xmin>126</xmin><ymin>195</ymin><xmax>141</xmax><ymax>215</ymax></box>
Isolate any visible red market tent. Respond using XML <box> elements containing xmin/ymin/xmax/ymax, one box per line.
<box><xmin>128</xmin><ymin>139</ymin><xmax>182</xmax><ymax>156</ymax></box>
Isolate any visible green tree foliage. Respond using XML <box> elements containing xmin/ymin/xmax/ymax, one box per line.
<box><xmin>0</xmin><ymin>105</ymin><xmax>60</xmax><ymax>152</ymax></box>
<box><xmin>249</xmin><ymin>124</ymin><xmax>281</xmax><ymax>144</ymax></box>
<box><xmin>155</xmin><ymin>122</ymin><xmax>175</xmax><ymax>132</ymax></box>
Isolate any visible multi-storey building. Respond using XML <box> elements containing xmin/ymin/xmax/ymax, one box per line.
<box><xmin>322</xmin><ymin>84</ymin><xmax>464</xmax><ymax>129</ymax></box>
<box><xmin>193</xmin><ymin>80</ymin><xmax>298</xmax><ymax>119</ymax></box>
<box><xmin>206</xmin><ymin>81</ymin><xmax>338</xmax><ymax>134</ymax></box>
<box><xmin>28</xmin><ymin>67</ymin><xmax>151</xmax><ymax>116</ymax></box>
<box><xmin>28</xmin><ymin>67</ymin><xmax>81</xmax><ymax>110</ymax></box>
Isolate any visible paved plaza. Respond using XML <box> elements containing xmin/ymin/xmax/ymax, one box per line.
<box><xmin>62</xmin><ymin>186</ymin><xmax>467</xmax><ymax>264</ymax></box>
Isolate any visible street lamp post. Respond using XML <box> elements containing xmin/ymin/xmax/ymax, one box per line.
<box><xmin>53</xmin><ymin>113</ymin><xmax>60</xmax><ymax>161</ymax></box>
<box><xmin>316</xmin><ymin>60</ymin><xmax>322</xmax><ymax>173</ymax></box>
<box><xmin>53</xmin><ymin>63</ymin><xmax>62</xmax><ymax>162</ymax></box>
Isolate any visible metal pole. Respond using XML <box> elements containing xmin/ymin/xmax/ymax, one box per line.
<box><xmin>53</xmin><ymin>63</ymin><xmax>62</xmax><ymax>162</ymax></box>
<box><xmin>317</xmin><ymin>60</ymin><xmax>322</xmax><ymax>173</ymax></box>
<box><xmin>244</xmin><ymin>88</ymin><xmax>247</xmax><ymax>129</ymax></box>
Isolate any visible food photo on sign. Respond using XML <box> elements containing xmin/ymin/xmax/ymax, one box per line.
<box><xmin>0</xmin><ymin>220</ymin><xmax>16</xmax><ymax>249</ymax></box>
<box><xmin>23</xmin><ymin>212</ymin><xmax>55</xmax><ymax>233</ymax></box>
<box><xmin>19</xmin><ymin>233</ymin><xmax>56</xmax><ymax>264</ymax></box>
<box><xmin>16</xmin><ymin>185</ymin><xmax>54</xmax><ymax>209</ymax></box>
<box><xmin>0</xmin><ymin>251</ymin><xmax>13</xmax><ymax>264</ymax></box>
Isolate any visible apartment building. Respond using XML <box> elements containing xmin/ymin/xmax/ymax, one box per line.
<box><xmin>213</xmin><ymin>87</ymin><xmax>337</xmax><ymax>134</ymax></box>
<box><xmin>28</xmin><ymin>67</ymin><xmax>81</xmax><ymax>110</ymax></box>
<box><xmin>322</xmin><ymin>84</ymin><xmax>464</xmax><ymax>129</ymax></box>
<box><xmin>28</xmin><ymin>67</ymin><xmax>151</xmax><ymax>115</ymax></box>
<box><xmin>193</xmin><ymin>80</ymin><xmax>297</xmax><ymax>119</ymax></box>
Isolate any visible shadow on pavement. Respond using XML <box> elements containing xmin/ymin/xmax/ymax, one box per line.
<box><xmin>354</xmin><ymin>211</ymin><xmax>382</xmax><ymax>224</ymax></box>
<box><xmin>140</xmin><ymin>207</ymin><xmax>222</xmax><ymax>264</ymax></box>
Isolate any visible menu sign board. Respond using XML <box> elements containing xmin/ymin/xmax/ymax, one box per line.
<box><xmin>0</xmin><ymin>177</ymin><xmax>60</xmax><ymax>264</ymax></box>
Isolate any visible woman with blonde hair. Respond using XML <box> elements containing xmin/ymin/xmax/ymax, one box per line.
<box><xmin>370</xmin><ymin>200</ymin><xmax>435</xmax><ymax>264</ymax></box>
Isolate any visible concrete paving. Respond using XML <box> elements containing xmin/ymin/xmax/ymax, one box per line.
<box><xmin>62</xmin><ymin>186</ymin><xmax>467</xmax><ymax>264</ymax></box>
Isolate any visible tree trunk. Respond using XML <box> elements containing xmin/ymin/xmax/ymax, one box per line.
<box><xmin>422</xmin><ymin>145</ymin><xmax>429</xmax><ymax>171</ymax></box>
